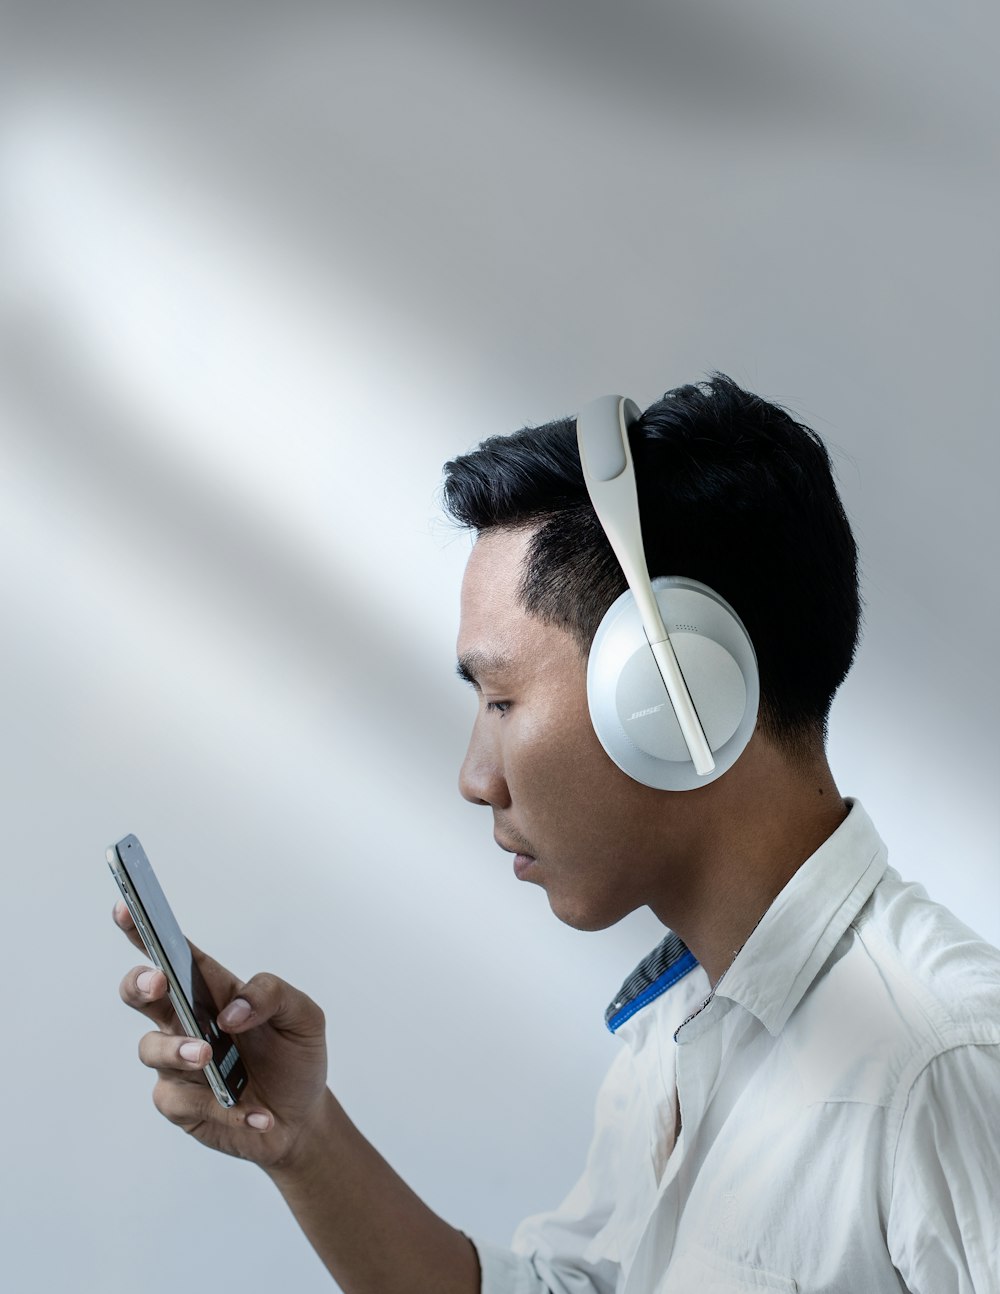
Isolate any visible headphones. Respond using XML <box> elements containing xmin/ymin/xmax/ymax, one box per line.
<box><xmin>577</xmin><ymin>395</ymin><xmax>759</xmax><ymax>791</ymax></box>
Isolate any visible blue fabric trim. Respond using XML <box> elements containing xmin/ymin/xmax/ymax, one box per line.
<box><xmin>606</xmin><ymin>949</ymin><xmax>699</xmax><ymax>1033</ymax></box>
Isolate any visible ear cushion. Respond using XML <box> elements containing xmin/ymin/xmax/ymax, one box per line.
<box><xmin>587</xmin><ymin>576</ymin><xmax>759</xmax><ymax>791</ymax></box>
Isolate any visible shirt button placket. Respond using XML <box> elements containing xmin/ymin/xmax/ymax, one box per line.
<box><xmin>622</xmin><ymin>1006</ymin><xmax>724</xmax><ymax>1293</ymax></box>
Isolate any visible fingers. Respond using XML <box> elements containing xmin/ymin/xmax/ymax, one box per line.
<box><xmin>112</xmin><ymin>899</ymin><xmax>149</xmax><ymax>954</ymax></box>
<box><xmin>217</xmin><ymin>971</ymin><xmax>325</xmax><ymax>1040</ymax></box>
<box><xmin>113</xmin><ymin>903</ymin><xmax>240</xmax><ymax>1007</ymax></box>
<box><xmin>151</xmin><ymin>1072</ymin><xmax>273</xmax><ymax>1134</ymax></box>
<box><xmin>138</xmin><ymin>1029</ymin><xmax>211</xmax><ymax>1074</ymax></box>
<box><xmin>185</xmin><ymin>940</ymin><xmax>241</xmax><ymax>1009</ymax></box>
<box><xmin>119</xmin><ymin>963</ymin><xmax>178</xmax><ymax>1032</ymax></box>
<box><xmin>114</xmin><ymin>904</ymin><xmax>242</xmax><ymax>1031</ymax></box>
<box><xmin>140</xmin><ymin>1031</ymin><xmax>274</xmax><ymax>1133</ymax></box>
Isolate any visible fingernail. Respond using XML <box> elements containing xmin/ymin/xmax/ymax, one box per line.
<box><xmin>179</xmin><ymin>1041</ymin><xmax>206</xmax><ymax>1064</ymax></box>
<box><xmin>137</xmin><ymin>970</ymin><xmax>157</xmax><ymax>994</ymax></box>
<box><xmin>219</xmin><ymin>998</ymin><xmax>251</xmax><ymax>1027</ymax></box>
<box><xmin>247</xmin><ymin>1112</ymin><xmax>270</xmax><ymax>1131</ymax></box>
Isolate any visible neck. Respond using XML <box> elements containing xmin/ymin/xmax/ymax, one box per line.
<box><xmin>649</xmin><ymin>736</ymin><xmax>848</xmax><ymax>988</ymax></box>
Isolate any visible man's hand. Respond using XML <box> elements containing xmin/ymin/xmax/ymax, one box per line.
<box><xmin>114</xmin><ymin>900</ymin><xmax>328</xmax><ymax>1172</ymax></box>
<box><xmin>113</xmin><ymin>900</ymin><xmax>481</xmax><ymax>1294</ymax></box>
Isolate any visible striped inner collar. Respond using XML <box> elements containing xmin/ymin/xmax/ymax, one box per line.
<box><xmin>605</xmin><ymin>931</ymin><xmax>699</xmax><ymax>1033</ymax></box>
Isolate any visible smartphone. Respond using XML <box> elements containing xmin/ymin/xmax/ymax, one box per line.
<box><xmin>107</xmin><ymin>833</ymin><xmax>248</xmax><ymax>1107</ymax></box>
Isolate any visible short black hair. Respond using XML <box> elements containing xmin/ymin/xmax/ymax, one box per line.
<box><xmin>442</xmin><ymin>374</ymin><xmax>861</xmax><ymax>756</ymax></box>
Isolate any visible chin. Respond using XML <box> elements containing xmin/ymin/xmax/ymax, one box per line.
<box><xmin>546</xmin><ymin>891</ymin><xmax>630</xmax><ymax>933</ymax></box>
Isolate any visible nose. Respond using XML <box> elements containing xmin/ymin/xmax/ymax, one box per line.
<box><xmin>458</xmin><ymin>715</ymin><xmax>511</xmax><ymax>809</ymax></box>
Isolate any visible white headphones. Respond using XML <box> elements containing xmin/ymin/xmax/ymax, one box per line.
<box><xmin>577</xmin><ymin>395</ymin><xmax>759</xmax><ymax>791</ymax></box>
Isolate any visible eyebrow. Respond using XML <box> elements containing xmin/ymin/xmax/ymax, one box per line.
<box><xmin>455</xmin><ymin>650</ymin><xmax>514</xmax><ymax>686</ymax></box>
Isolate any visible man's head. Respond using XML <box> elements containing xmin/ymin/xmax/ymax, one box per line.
<box><xmin>444</xmin><ymin>374</ymin><xmax>861</xmax><ymax>930</ymax></box>
<box><xmin>445</xmin><ymin>374</ymin><xmax>860</xmax><ymax>754</ymax></box>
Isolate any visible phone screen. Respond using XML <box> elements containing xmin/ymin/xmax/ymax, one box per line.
<box><xmin>110</xmin><ymin>834</ymin><xmax>247</xmax><ymax>1105</ymax></box>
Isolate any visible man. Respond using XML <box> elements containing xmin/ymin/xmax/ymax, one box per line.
<box><xmin>115</xmin><ymin>375</ymin><xmax>1000</xmax><ymax>1292</ymax></box>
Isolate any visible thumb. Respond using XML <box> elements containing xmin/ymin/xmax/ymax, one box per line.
<box><xmin>217</xmin><ymin>971</ymin><xmax>325</xmax><ymax>1039</ymax></box>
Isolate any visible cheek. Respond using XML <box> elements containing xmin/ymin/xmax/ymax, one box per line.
<box><xmin>508</xmin><ymin>696</ymin><xmax>626</xmax><ymax>833</ymax></box>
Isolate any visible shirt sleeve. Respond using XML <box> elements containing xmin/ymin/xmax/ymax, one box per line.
<box><xmin>887</xmin><ymin>1040</ymin><xmax>1000</xmax><ymax>1294</ymax></box>
<box><xmin>469</xmin><ymin>1237</ymin><xmax>557</xmax><ymax>1294</ymax></box>
<box><xmin>469</xmin><ymin>1046</ymin><xmax>632</xmax><ymax>1294</ymax></box>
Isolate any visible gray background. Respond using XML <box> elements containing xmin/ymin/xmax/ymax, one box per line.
<box><xmin>1</xmin><ymin>2</ymin><xmax>997</xmax><ymax>1290</ymax></box>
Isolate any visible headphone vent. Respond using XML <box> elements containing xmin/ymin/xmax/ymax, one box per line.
<box><xmin>674</xmin><ymin>623</ymin><xmax>700</xmax><ymax>633</ymax></box>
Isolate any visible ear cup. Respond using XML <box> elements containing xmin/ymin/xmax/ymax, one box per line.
<box><xmin>587</xmin><ymin>576</ymin><xmax>759</xmax><ymax>791</ymax></box>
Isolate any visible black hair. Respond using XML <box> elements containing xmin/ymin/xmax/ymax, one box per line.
<box><xmin>441</xmin><ymin>374</ymin><xmax>861</xmax><ymax>757</ymax></box>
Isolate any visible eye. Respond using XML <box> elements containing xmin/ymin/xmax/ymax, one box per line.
<box><xmin>484</xmin><ymin>700</ymin><xmax>511</xmax><ymax>716</ymax></box>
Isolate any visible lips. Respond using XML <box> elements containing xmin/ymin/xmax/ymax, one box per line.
<box><xmin>512</xmin><ymin>853</ymin><xmax>536</xmax><ymax>880</ymax></box>
<box><xmin>494</xmin><ymin>834</ymin><xmax>535</xmax><ymax>859</ymax></box>
<box><xmin>494</xmin><ymin>834</ymin><xmax>538</xmax><ymax>884</ymax></box>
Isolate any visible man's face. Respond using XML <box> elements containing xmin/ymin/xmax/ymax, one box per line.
<box><xmin>456</xmin><ymin>527</ymin><xmax>690</xmax><ymax>931</ymax></box>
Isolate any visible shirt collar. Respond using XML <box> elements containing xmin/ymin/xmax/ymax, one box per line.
<box><xmin>711</xmin><ymin>798</ymin><xmax>888</xmax><ymax>1036</ymax></box>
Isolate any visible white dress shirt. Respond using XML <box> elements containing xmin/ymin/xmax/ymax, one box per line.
<box><xmin>473</xmin><ymin>801</ymin><xmax>1000</xmax><ymax>1293</ymax></box>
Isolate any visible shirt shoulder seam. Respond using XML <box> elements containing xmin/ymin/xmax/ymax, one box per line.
<box><xmin>887</xmin><ymin>1035</ymin><xmax>1000</xmax><ymax>1214</ymax></box>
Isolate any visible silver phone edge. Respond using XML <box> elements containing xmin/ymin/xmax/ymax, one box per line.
<box><xmin>108</xmin><ymin>847</ymin><xmax>237</xmax><ymax>1109</ymax></box>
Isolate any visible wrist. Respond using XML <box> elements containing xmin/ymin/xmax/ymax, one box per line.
<box><xmin>265</xmin><ymin>1087</ymin><xmax>341</xmax><ymax>1187</ymax></box>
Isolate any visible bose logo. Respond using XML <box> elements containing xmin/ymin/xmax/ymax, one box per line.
<box><xmin>628</xmin><ymin>703</ymin><xmax>666</xmax><ymax>721</ymax></box>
